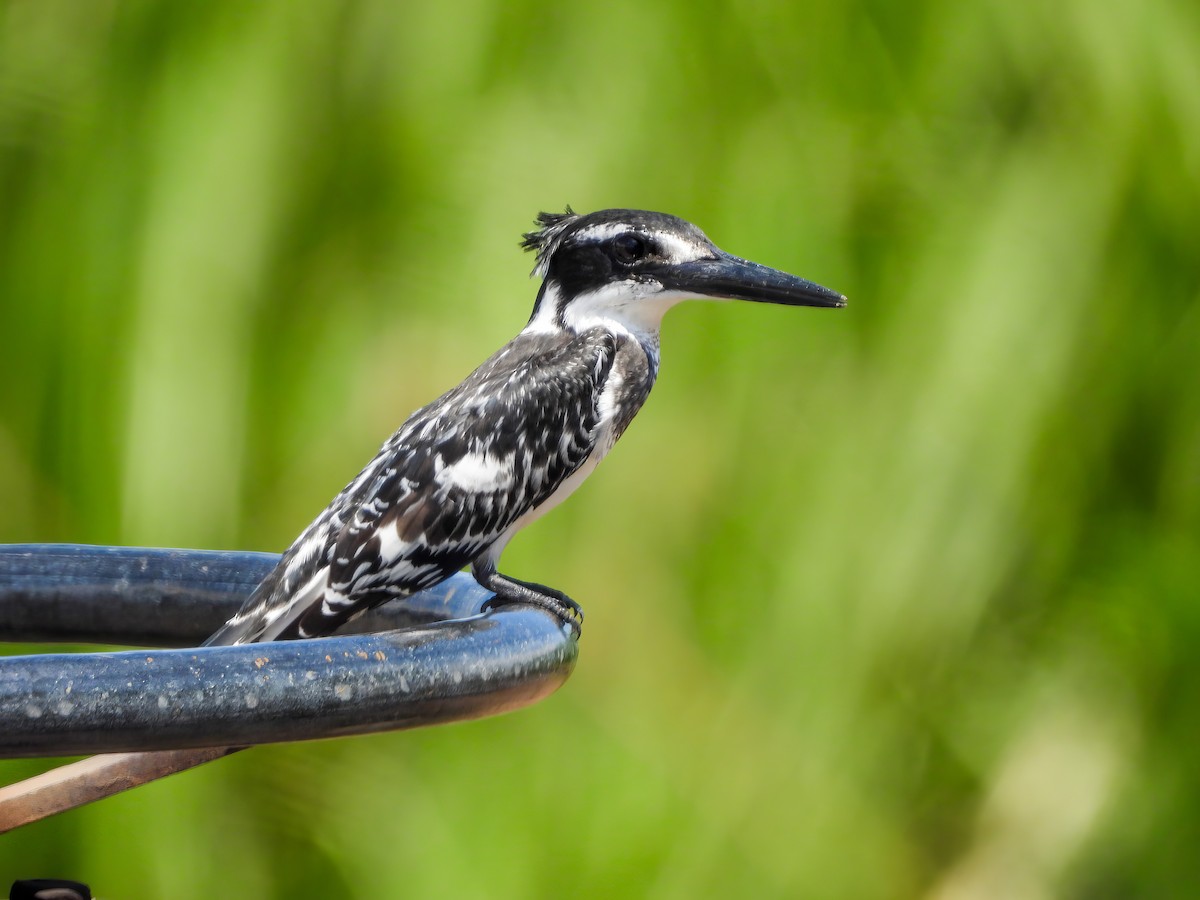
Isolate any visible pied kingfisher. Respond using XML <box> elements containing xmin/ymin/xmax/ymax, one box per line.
<box><xmin>206</xmin><ymin>208</ymin><xmax>845</xmax><ymax>645</ymax></box>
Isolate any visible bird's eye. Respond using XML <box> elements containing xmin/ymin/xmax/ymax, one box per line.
<box><xmin>611</xmin><ymin>233</ymin><xmax>648</xmax><ymax>265</ymax></box>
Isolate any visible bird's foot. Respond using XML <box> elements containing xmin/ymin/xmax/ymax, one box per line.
<box><xmin>481</xmin><ymin>579</ymin><xmax>583</xmax><ymax>637</ymax></box>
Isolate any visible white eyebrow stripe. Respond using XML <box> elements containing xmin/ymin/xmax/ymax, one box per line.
<box><xmin>657</xmin><ymin>231</ymin><xmax>708</xmax><ymax>262</ymax></box>
<box><xmin>576</xmin><ymin>223</ymin><xmax>710</xmax><ymax>264</ymax></box>
<box><xmin>575</xmin><ymin>223</ymin><xmax>630</xmax><ymax>242</ymax></box>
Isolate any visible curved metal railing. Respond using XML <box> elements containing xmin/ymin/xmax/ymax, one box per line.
<box><xmin>0</xmin><ymin>544</ymin><xmax>579</xmax><ymax>830</ymax></box>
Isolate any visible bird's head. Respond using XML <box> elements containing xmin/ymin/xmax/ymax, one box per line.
<box><xmin>521</xmin><ymin>207</ymin><xmax>845</xmax><ymax>339</ymax></box>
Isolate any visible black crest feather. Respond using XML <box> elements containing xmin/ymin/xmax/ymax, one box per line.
<box><xmin>521</xmin><ymin>206</ymin><xmax>579</xmax><ymax>276</ymax></box>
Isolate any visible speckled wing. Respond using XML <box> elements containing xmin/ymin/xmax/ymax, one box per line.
<box><xmin>204</xmin><ymin>328</ymin><xmax>617</xmax><ymax>645</ymax></box>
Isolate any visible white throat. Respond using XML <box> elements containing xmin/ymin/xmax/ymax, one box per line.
<box><xmin>525</xmin><ymin>282</ymin><xmax>692</xmax><ymax>343</ymax></box>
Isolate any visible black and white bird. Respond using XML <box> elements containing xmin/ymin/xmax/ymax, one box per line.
<box><xmin>205</xmin><ymin>208</ymin><xmax>845</xmax><ymax>646</ymax></box>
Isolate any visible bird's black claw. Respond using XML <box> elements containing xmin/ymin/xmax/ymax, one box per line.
<box><xmin>482</xmin><ymin>589</ymin><xmax>583</xmax><ymax>637</ymax></box>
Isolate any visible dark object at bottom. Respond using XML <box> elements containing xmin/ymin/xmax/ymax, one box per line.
<box><xmin>10</xmin><ymin>880</ymin><xmax>91</xmax><ymax>900</ymax></box>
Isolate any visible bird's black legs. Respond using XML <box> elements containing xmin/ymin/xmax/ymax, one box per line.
<box><xmin>472</xmin><ymin>561</ymin><xmax>583</xmax><ymax>635</ymax></box>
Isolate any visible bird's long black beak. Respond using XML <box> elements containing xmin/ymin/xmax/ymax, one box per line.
<box><xmin>664</xmin><ymin>251</ymin><xmax>846</xmax><ymax>308</ymax></box>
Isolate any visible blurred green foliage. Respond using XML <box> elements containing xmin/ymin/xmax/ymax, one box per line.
<box><xmin>1</xmin><ymin>0</ymin><xmax>1198</xmax><ymax>896</ymax></box>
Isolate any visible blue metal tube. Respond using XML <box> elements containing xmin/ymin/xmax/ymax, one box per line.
<box><xmin>0</xmin><ymin>544</ymin><xmax>489</xmax><ymax>646</ymax></box>
<box><xmin>0</xmin><ymin>545</ymin><xmax>578</xmax><ymax>758</ymax></box>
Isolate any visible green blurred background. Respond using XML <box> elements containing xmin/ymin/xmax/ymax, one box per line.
<box><xmin>1</xmin><ymin>0</ymin><xmax>1198</xmax><ymax>896</ymax></box>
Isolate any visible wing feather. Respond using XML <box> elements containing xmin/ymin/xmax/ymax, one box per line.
<box><xmin>206</xmin><ymin>328</ymin><xmax>617</xmax><ymax>645</ymax></box>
